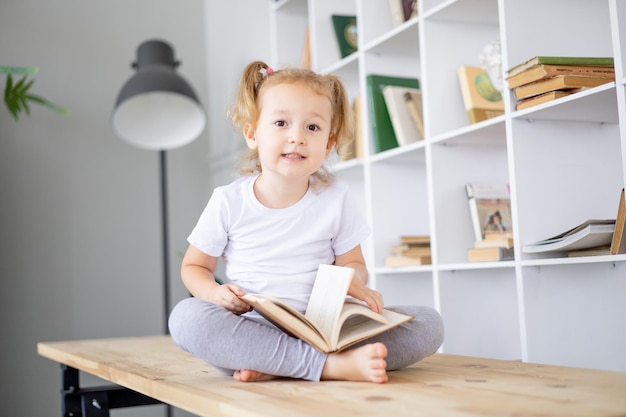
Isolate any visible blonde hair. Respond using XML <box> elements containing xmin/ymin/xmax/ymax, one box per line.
<box><xmin>228</xmin><ymin>60</ymin><xmax>355</xmax><ymax>186</ymax></box>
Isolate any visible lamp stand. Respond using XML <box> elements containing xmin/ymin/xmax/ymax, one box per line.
<box><xmin>159</xmin><ymin>150</ymin><xmax>171</xmax><ymax>335</ymax></box>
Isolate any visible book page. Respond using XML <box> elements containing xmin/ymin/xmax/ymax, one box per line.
<box><xmin>240</xmin><ymin>293</ymin><xmax>330</xmax><ymax>351</ymax></box>
<box><xmin>334</xmin><ymin>306</ymin><xmax>414</xmax><ymax>352</ymax></box>
<box><xmin>304</xmin><ymin>264</ymin><xmax>354</xmax><ymax>341</ymax></box>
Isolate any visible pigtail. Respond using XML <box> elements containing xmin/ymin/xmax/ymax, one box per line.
<box><xmin>228</xmin><ymin>61</ymin><xmax>272</xmax><ymax>133</ymax></box>
<box><xmin>328</xmin><ymin>75</ymin><xmax>355</xmax><ymax>160</ymax></box>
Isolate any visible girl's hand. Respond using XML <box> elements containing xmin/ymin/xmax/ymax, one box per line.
<box><xmin>207</xmin><ymin>283</ymin><xmax>252</xmax><ymax>315</ymax></box>
<box><xmin>348</xmin><ymin>279</ymin><xmax>384</xmax><ymax>314</ymax></box>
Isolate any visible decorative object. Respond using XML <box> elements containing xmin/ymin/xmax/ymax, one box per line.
<box><xmin>479</xmin><ymin>39</ymin><xmax>503</xmax><ymax>92</ymax></box>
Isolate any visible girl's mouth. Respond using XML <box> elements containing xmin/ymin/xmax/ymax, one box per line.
<box><xmin>283</xmin><ymin>153</ymin><xmax>305</xmax><ymax>159</ymax></box>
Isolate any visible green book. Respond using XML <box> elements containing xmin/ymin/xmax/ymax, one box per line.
<box><xmin>507</xmin><ymin>56</ymin><xmax>614</xmax><ymax>77</ymax></box>
<box><xmin>331</xmin><ymin>15</ymin><xmax>358</xmax><ymax>58</ymax></box>
<box><xmin>366</xmin><ymin>74</ymin><xmax>420</xmax><ymax>153</ymax></box>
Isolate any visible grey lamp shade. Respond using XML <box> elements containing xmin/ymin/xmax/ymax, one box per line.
<box><xmin>112</xmin><ymin>40</ymin><xmax>206</xmax><ymax>150</ymax></box>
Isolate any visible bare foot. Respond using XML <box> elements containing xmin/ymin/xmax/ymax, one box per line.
<box><xmin>321</xmin><ymin>342</ymin><xmax>388</xmax><ymax>383</ymax></box>
<box><xmin>233</xmin><ymin>369</ymin><xmax>280</xmax><ymax>382</ymax></box>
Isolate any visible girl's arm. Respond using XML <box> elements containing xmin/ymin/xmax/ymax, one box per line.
<box><xmin>335</xmin><ymin>245</ymin><xmax>383</xmax><ymax>314</ymax></box>
<box><xmin>181</xmin><ymin>244</ymin><xmax>251</xmax><ymax>315</ymax></box>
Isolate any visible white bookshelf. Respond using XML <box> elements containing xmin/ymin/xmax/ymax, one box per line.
<box><xmin>268</xmin><ymin>0</ymin><xmax>626</xmax><ymax>371</ymax></box>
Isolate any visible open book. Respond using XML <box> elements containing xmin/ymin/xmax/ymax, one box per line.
<box><xmin>522</xmin><ymin>219</ymin><xmax>615</xmax><ymax>253</ymax></box>
<box><xmin>239</xmin><ymin>264</ymin><xmax>414</xmax><ymax>353</ymax></box>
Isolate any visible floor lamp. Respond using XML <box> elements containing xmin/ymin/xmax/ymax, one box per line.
<box><xmin>112</xmin><ymin>39</ymin><xmax>206</xmax><ymax>336</ymax></box>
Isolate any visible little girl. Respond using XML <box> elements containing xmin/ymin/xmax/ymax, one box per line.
<box><xmin>168</xmin><ymin>61</ymin><xmax>444</xmax><ymax>383</ymax></box>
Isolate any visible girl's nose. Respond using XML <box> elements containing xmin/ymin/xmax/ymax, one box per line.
<box><xmin>289</xmin><ymin>129</ymin><xmax>306</xmax><ymax>145</ymax></box>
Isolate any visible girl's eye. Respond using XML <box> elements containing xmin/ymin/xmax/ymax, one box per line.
<box><xmin>275</xmin><ymin>120</ymin><xmax>287</xmax><ymax>127</ymax></box>
<box><xmin>307</xmin><ymin>124</ymin><xmax>320</xmax><ymax>132</ymax></box>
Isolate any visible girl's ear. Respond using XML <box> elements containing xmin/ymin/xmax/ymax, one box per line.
<box><xmin>243</xmin><ymin>123</ymin><xmax>257</xmax><ymax>149</ymax></box>
<box><xmin>325</xmin><ymin>133</ymin><xmax>336</xmax><ymax>155</ymax></box>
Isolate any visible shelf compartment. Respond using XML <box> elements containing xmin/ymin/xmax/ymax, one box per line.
<box><xmin>521</xmin><ymin>262</ymin><xmax>626</xmax><ymax>371</ymax></box>
<box><xmin>438</xmin><ymin>268</ymin><xmax>522</xmax><ymax>360</ymax></box>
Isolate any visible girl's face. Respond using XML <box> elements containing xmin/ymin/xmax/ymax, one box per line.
<box><xmin>244</xmin><ymin>82</ymin><xmax>335</xmax><ymax>183</ymax></box>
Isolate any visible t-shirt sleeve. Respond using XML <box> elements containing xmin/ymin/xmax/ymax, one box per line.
<box><xmin>332</xmin><ymin>186</ymin><xmax>371</xmax><ymax>256</ymax></box>
<box><xmin>187</xmin><ymin>188</ymin><xmax>229</xmax><ymax>257</ymax></box>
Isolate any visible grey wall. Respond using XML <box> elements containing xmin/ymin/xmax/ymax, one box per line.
<box><xmin>0</xmin><ymin>1</ymin><xmax>269</xmax><ymax>416</ymax></box>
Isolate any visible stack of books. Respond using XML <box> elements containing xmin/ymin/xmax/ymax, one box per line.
<box><xmin>385</xmin><ymin>235</ymin><xmax>431</xmax><ymax>266</ymax></box>
<box><xmin>506</xmin><ymin>56</ymin><xmax>615</xmax><ymax>110</ymax></box>
<box><xmin>468</xmin><ymin>232</ymin><xmax>514</xmax><ymax>262</ymax></box>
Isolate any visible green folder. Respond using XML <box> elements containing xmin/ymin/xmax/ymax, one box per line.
<box><xmin>366</xmin><ymin>74</ymin><xmax>420</xmax><ymax>153</ymax></box>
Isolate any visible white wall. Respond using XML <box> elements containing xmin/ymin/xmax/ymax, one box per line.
<box><xmin>0</xmin><ymin>1</ymin><xmax>269</xmax><ymax>416</ymax></box>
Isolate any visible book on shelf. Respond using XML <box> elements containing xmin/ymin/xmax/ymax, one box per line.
<box><xmin>338</xmin><ymin>96</ymin><xmax>362</xmax><ymax>161</ymax></box>
<box><xmin>331</xmin><ymin>15</ymin><xmax>358</xmax><ymax>59</ymax></box>
<box><xmin>301</xmin><ymin>26</ymin><xmax>311</xmax><ymax>70</ymax></box>
<box><xmin>382</xmin><ymin>85</ymin><xmax>424</xmax><ymax>146</ymax></box>
<box><xmin>240</xmin><ymin>264</ymin><xmax>413</xmax><ymax>353</ymax></box>
<box><xmin>457</xmin><ymin>66</ymin><xmax>504</xmax><ymax>124</ymax></box>
<box><xmin>506</xmin><ymin>56</ymin><xmax>614</xmax><ymax>78</ymax></box>
<box><xmin>390</xmin><ymin>244</ymin><xmax>432</xmax><ymax>257</ymax></box>
<box><xmin>385</xmin><ymin>255</ymin><xmax>431</xmax><ymax>267</ymax></box>
<box><xmin>506</xmin><ymin>64</ymin><xmax>615</xmax><ymax>89</ymax></box>
<box><xmin>465</xmin><ymin>183</ymin><xmax>512</xmax><ymax>242</ymax></box>
<box><xmin>514</xmin><ymin>74</ymin><xmax>614</xmax><ymax>100</ymax></box>
<box><xmin>474</xmin><ymin>232</ymin><xmax>514</xmax><ymax>249</ymax></box>
<box><xmin>522</xmin><ymin>219</ymin><xmax>616</xmax><ymax>254</ymax></box>
<box><xmin>515</xmin><ymin>90</ymin><xmax>577</xmax><ymax>111</ymax></box>
<box><xmin>366</xmin><ymin>74</ymin><xmax>420</xmax><ymax>153</ymax></box>
<box><xmin>402</xmin><ymin>0</ymin><xmax>418</xmax><ymax>21</ymax></box>
<box><xmin>610</xmin><ymin>188</ymin><xmax>626</xmax><ymax>255</ymax></box>
<box><xmin>388</xmin><ymin>0</ymin><xmax>418</xmax><ymax>26</ymax></box>
<box><xmin>567</xmin><ymin>245</ymin><xmax>612</xmax><ymax>258</ymax></box>
<box><xmin>385</xmin><ymin>235</ymin><xmax>431</xmax><ymax>267</ymax></box>
<box><xmin>404</xmin><ymin>90</ymin><xmax>424</xmax><ymax>138</ymax></box>
<box><xmin>400</xmin><ymin>235</ymin><xmax>430</xmax><ymax>245</ymax></box>
<box><xmin>468</xmin><ymin>246</ymin><xmax>514</xmax><ymax>262</ymax></box>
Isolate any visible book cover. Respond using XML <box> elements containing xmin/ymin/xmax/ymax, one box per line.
<box><xmin>522</xmin><ymin>219</ymin><xmax>616</xmax><ymax>254</ymax></box>
<box><xmin>466</xmin><ymin>183</ymin><xmax>512</xmax><ymax>242</ymax></box>
<box><xmin>382</xmin><ymin>85</ymin><xmax>423</xmax><ymax>146</ymax></box>
<box><xmin>240</xmin><ymin>264</ymin><xmax>413</xmax><ymax>353</ymax></box>
<box><xmin>610</xmin><ymin>188</ymin><xmax>626</xmax><ymax>255</ymax></box>
<box><xmin>402</xmin><ymin>0</ymin><xmax>418</xmax><ymax>21</ymax></box>
<box><xmin>514</xmin><ymin>75</ymin><xmax>613</xmax><ymax>100</ymax></box>
<box><xmin>457</xmin><ymin>66</ymin><xmax>504</xmax><ymax>124</ymax></box>
<box><xmin>331</xmin><ymin>15</ymin><xmax>358</xmax><ymax>59</ymax></box>
<box><xmin>507</xmin><ymin>56</ymin><xmax>614</xmax><ymax>78</ymax></box>
<box><xmin>366</xmin><ymin>74</ymin><xmax>420</xmax><ymax>153</ymax></box>
<box><xmin>515</xmin><ymin>90</ymin><xmax>576</xmax><ymax>111</ymax></box>
<box><xmin>506</xmin><ymin>64</ymin><xmax>615</xmax><ymax>89</ymax></box>
<box><xmin>468</xmin><ymin>246</ymin><xmax>514</xmax><ymax>262</ymax></box>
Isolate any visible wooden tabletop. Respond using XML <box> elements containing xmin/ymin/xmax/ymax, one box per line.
<box><xmin>38</xmin><ymin>335</ymin><xmax>626</xmax><ymax>417</ymax></box>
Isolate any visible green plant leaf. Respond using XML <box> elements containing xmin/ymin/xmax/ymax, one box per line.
<box><xmin>3</xmin><ymin>72</ymin><xmax>70</xmax><ymax>120</ymax></box>
<box><xmin>0</xmin><ymin>66</ymin><xmax>39</xmax><ymax>75</ymax></box>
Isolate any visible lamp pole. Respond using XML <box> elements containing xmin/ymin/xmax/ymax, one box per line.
<box><xmin>159</xmin><ymin>149</ymin><xmax>171</xmax><ymax>335</ymax></box>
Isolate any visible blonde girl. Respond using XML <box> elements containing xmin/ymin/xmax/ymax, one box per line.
<box><xmin>168</xmin><ymin>61</ymin><xmax>444</xmax><ymax>383</ymax></box>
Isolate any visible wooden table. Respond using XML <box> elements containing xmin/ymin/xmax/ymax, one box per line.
<box><xmin>38</xmin><ymin>335</ymin><xmax>626</xmax><ymax>417</ymax></box>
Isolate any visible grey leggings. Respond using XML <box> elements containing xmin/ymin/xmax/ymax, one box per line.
<box><xmin>168</xmin><ymin>297</ymin><xmax>444</xmax><ymax>381</ymax></box>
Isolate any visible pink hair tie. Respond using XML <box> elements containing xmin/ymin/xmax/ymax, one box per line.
<box><xmin>259</xmin><ymin>67</ymin><xmax>274</xmax><ymax>77</ymax></box>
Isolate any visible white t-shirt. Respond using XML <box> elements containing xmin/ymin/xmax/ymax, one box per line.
<box><xmin>187</xmin><ymin>174</ymin><xmax>370</xmax><ymax>313</ymax></box>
